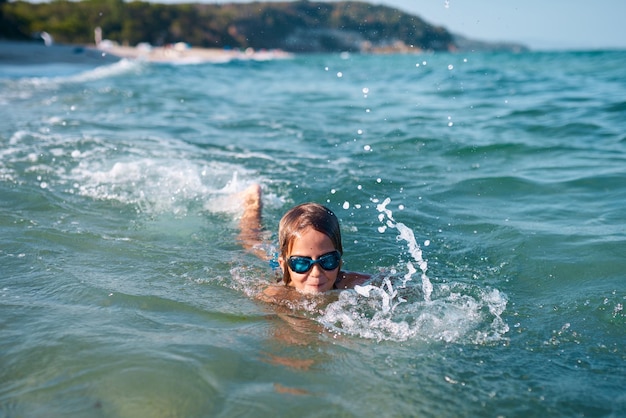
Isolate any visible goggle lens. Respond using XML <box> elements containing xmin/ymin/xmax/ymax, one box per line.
<box><xmin>287</xmin><ymin>251</ymin><xmax>341</xmax><ymax>274</ymax></box>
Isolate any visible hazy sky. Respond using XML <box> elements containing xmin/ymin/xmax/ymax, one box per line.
<box><xmin>382</xmin><ymin>0</ymin><xmax>626</xmax><ymax>50</ymax></box>
<box><xmin>180</xmin><ymin>0</ymin><xmax>626</xmax><ymax>50</ymax></box>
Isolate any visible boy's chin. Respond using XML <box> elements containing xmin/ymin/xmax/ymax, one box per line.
<box><xmin>298</xmin><ymin>283</ymin><xmax>331</xmax><ymax>294</ymax></box>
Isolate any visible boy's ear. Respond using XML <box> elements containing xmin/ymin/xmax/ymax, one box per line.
<box><xmin>278</xmin><ymin>256</ymin><xmax>286</xmax><ymax>273</ymax></box>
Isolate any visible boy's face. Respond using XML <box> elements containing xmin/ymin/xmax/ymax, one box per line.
<box><xmin>279</xmin><ymin>226</ymin><xmax>340</xmax><ymax>294</ymax></box>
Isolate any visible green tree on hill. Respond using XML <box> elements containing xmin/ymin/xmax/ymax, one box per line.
<box><xmin>1</xmin><ymin>0</ymin><xmax>455</xmax><ymax>52</ymax></box>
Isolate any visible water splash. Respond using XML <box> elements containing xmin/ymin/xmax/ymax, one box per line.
<box><xmin>354</xmin><ymin>277</ymin><xmax>406</xmax><ymax>314</ymax></box>
<box><xmin>73</xmin><ymin>157</ymin><xmax>241</xmax><ymax>216</ymax></box>
<box><xmin>376</xmin><ymin>197</ymin><xmax>432</xmax><ymax>300</ymax></box>
<box><xmin>318</xmin><ymin>197</ymin><xmax>509</xmax><ymax>344</ymax></box>
<box><xmin>320</xmin><ymin>281</ymin><xmax>508</xmax><ymax>343</ymax></box>
<box><xmin>1</xmin><ymin>128</ymin><xmax>260</xmax><ymax>218</ymax></box>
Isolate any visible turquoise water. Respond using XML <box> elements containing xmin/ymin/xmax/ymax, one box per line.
<box><xmin>1</xmin><ymin>45</ymin><xmax>625</xmax><ymax>417</ymax></box>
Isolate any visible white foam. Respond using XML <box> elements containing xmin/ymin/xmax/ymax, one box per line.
<box><xmin>319</xmin><ymin>280</ymin><xmax>509</xmax><ymax>344</ymax></box>
<box><xmin>1</xmin><ymin>128</ymin><xmax>265</xmax><ymax>219</ymax></box>
<box><xmin>72</xmin><ymin>156</ymin><xmax>252</xmax><ymax>216</ymax></box>
<box><xmin>65</xmin><ymin>59</ymin><xmax>143</xmax><ymax>83</ymax></box>
<box><xmin>10</xmin><ymin>59</ymin><xmax>143</xmax><ymax>88</ymax></box>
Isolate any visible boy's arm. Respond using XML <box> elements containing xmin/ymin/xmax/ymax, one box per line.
<box><xmin>237</xmin><ymin>184</ymin><xmax>268</xmax><ymax>260</ymax></box>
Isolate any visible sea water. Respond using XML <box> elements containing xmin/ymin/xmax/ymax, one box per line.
<box><xmin>1</xmin><ymin>44</ymin><xmax>625</xmax><ymax>417</ymax></box>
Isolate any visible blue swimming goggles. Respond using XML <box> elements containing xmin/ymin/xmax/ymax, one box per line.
<box><xmin>287</xmin><ymin>251</ymin><xmax>341</xmax><ymax>274</ymax></box>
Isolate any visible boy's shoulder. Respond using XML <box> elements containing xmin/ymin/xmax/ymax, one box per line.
<box><xmin>336</xmin><ymin>271</ymin><xmax>371</xmax><ymax>290</ymax></box>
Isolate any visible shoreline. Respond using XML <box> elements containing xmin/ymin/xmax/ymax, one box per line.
<box><xmin>0</xmin><ymin>40</ymin><xmax>292</xmax><ymax>65</ymax></box>
<box><xmin>0</xmin><ymin>40</ymin><xmax>119</xmax><ymax>65</ymax></box>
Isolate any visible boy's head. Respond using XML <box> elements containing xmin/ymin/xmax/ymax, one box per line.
<box><xmin>278</xmin><ymin>203</ymin><xmax>343</xmax><ymax>286</ymax></box>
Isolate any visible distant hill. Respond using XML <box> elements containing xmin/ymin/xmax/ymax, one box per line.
<box><xmin>0</xmin><ymin>0</ymin><xmax>528</xmax><ymax>53</ymax></box>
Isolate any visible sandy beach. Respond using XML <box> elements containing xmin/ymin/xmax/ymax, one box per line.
<box><xmin>99</xmin><ymin>43</ymin><xmax>292</xmax><ymax>63</ymax></box>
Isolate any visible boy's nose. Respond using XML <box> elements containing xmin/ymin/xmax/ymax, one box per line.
<box><xmin>309</xmin><ymin>263</ymin><xmax>325</xmax><ymax>276</ymax></box>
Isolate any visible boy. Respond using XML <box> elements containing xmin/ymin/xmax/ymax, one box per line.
<box><xmin>238</xmin><ymin>184</ymin><xmax>369</xmax><ymax>295</ymax></box>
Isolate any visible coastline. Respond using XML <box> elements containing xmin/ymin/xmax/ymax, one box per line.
<box><xmin>0</xmin><ymin>40</ymin><xmax>119</xmax><ymax>65</ymax></box>
<box><xmin>0</xmin><ymin>40</ymin><xmax>292</xmax><ymax>65</ymax></box>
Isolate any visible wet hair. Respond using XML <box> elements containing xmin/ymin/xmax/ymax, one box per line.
<box><xmin>278</xmin><ymin>203</ymin><xmax>343</xmax><ymax>285</ymax></box>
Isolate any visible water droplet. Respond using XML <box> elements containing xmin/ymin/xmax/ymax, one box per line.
<box><xmin>343</xmin><ymin>201</ymin><xmax>350</xmax><ymax>209</ymax></box>
<box><xmin>362</xmin><ymin>87</ymin><xmax>369</xmax><ymax>94</ymax></box>
<box><xmin>448</xmin><ymin>64</ymin><xmax>454</xmax><ymax>70</ymax></box>
<box><xmin>363</xmin><ymin>145</ymin><xmax>371</xmax><ymax>151</ymax></box>
<box><xmin>336</xmin><ymin>72</ymin><xmax>343</xmax><ymax>78</ymax></box>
